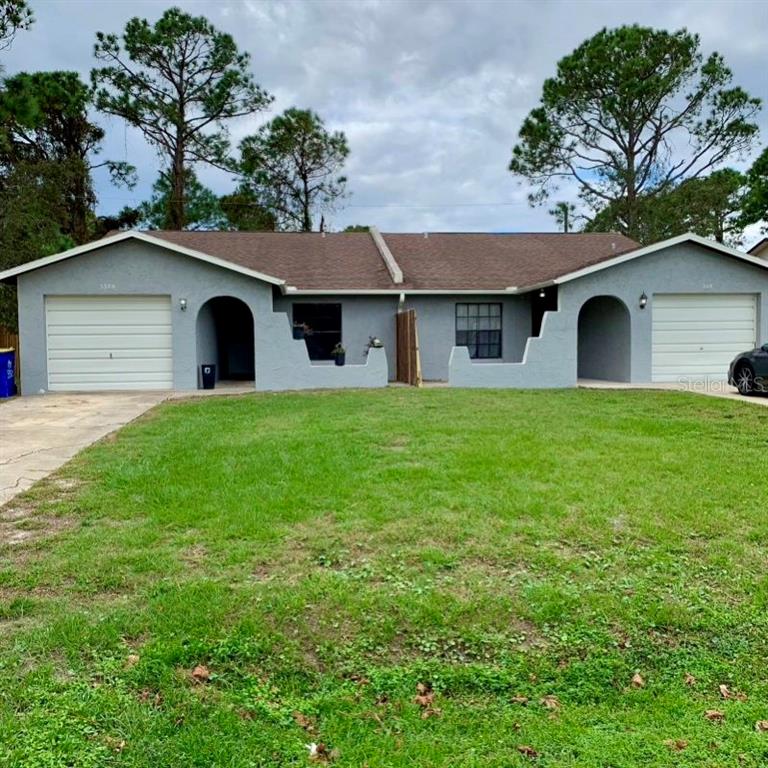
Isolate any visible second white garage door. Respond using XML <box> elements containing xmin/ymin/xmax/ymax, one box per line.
<box><xmin>652</xmin><ymin>293</ymin><xmax>757</xmax><ymax>382</ymax></box>
<box><xmin>46</xmin><ymin>295</ymin><xmax>173</xmax><ymax>391</ymax></box>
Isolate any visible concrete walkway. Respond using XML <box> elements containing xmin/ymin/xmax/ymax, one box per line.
<box><xmin>579</xmin><ymin>379</ymin><xmax>768</xmax><ymax>407</ymax></box>
<box><xmin>0</xmin><ymin>392</ymin><xmax>168</xmax><ymax>506</ymax></box>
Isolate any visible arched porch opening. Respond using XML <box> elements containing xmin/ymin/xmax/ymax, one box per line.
<box><xmin>577</xmin><ymin>295</ymin><xmax>631</xmax><ymax>382</ymax></box>
<box><xmin>196</xmin><ymin>296</ymin><xmax>255</xmax><ymax>386</ymax></box>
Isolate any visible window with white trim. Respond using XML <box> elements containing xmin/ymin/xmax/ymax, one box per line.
<box><xmin>455</xmin><ymin>303</ymin><xmax>502</xmax><ymax>359</ymax></box>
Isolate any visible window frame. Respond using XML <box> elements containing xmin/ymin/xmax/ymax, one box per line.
<box><xmin>455</xmin><ymin>302</ymin><xmax>503</xmax><ymax>360</ymax></box>
<box><xmin>292</xmin><ymin>302</ymin><xmax>342</xmax><ymax>361</ymax></box>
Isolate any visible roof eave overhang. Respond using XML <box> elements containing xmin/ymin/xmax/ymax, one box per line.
<box><xmin>283</xmin><ymin>287</ymin><xmax>520</xmax><ymax>295</ymax></box>
<box><xmin>551</xmin><ymin>233</ymin><xmax>768</xmax><ymax>287</ymax></box>
<box><xmin>0</xmin><ymin>230</ymin><xmax>286</xmax><ymax>287</ymax></box>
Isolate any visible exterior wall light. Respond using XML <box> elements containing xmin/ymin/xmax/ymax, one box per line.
<box><xmin>539</xmin><ymin>288</ymin><xmax>546</xmax><ymax>298</ymax></box>
<box><xmin>639</xmin><ymin>292</ymin><xmax>648</xmax><ymax>310</ymax></box>
<box><xmin>179</xmin><ymin>298</ymin><xmax>188</xmax><ymax>311</ymax></box>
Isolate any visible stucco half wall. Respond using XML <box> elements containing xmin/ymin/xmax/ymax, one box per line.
<box><xmin>15</xmin><ymin>240</ymin><xmax>388</xmax><ymax>394</ymax></box>
<box><xmin>449</xmin><ymin>242</ymin><xmax>768</xmax><ymax>388</ymax></box>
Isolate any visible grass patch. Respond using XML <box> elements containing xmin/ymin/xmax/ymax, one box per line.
<box><xmin>2</xmin><ymin>388</ymin><xmax>768</xmax><ymax>766</ymax></box>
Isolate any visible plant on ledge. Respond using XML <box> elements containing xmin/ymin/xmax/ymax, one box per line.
<box><xmin>331</xmin><ymin>343</ymin><xmax>346</xmax><ymax>366</ymax></box>
<box><xmin>292</xmin><ymin>322</ymin><xmax>312</xmax><ymax>340</ymax></box>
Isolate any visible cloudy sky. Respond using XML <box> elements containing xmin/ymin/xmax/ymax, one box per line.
<box><xmin>4</xmin><ymin>0</ymin><xmax>768</xmax><ymax>238</ymax></box>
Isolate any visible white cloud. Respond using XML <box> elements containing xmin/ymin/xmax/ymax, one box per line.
<box><xmin>2</xmin><ymin>0</ymin><xmax>766</xmax><ymax>234</ymax></box>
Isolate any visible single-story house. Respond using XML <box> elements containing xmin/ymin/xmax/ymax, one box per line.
<box><xmin>1</xmin><ymin>229</ymin><xmax>767</xmax><ymax>394</ymax></box>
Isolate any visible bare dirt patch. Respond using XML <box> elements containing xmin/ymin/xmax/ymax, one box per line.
<box><xmin>0</xmin><ymin>512</ymin><xmax>76</xmax><ymax>548</ymax></box>
<box><xmin>378</xmin><ymin>436</ymin><xmax>411</xmax><ymax>453</ymax></box>
<box><xmin>0</xmin><ymin>475</ymin><xmax>82</xmax><ymax>555</ymax></box>
<box><xmin>180</xmin><ymin>543</ymin><xmax>209</xmax><ymax>567</ymax></box>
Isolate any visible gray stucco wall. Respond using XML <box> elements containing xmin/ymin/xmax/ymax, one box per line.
<box><xmin>15</xmin><ymin>239</ymin><xmax>768</xmax><ymax>393</ymax></box>
<box><xmin>16</xmin><ymin>241</ymin><xmax>388</xmax><ymax>394</ymax></box>
<box><xmin>273</xmin><ymin>294</ymin><xmax>399</xmax><ymax>375</ymax></box>
<box><xmin>450</xmin><ymin>243</ymin><xmax>768</xmax><ymax>388</ymax></box>
<box><xmin>195</xmin><ymin>301</ymin><xmax>218</xmax><ymax>384</ymax></box>
<box><xmin>577</xmin><ymin>296</ymin><xmax>631</xmax><ymax>381</ymax></box>
<box><xmin>403</xmin><ymin>294</ymin><xmax>531</xmax><ymax>380</ymax></box>
<box><xmin>449</xmin><ymin>307</ymin><xmax>574</xmax><ymax>388</ymax></box>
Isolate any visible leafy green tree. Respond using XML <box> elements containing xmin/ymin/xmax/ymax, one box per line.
<box><xmin>677</xmin><ymin>168</ymin><xmax>745</xmax><ymax>244</ymax></box>
<box><xmin>740</xmin><ymin>147</ymin><xmax>768</xmax><ymax>233</ymax></box>
<box><xmin>509</xmin><ymin>25</ymin><xmax>761</xmax><ymax>240</ymax></box>
<box><xmin>92</xmin><ymin>7</ymin><xmax>272</xmax><ymax>231</ymax></box>
<box><xmin>0</xmin><ymin>71</ymin><xmax>134</xmax><ymax>243</ymax></box>
<box><xmin>139</xmin><ymin>170</ymin><xmax>225</xmax><ymax>230</ymax></box>
<box><xmin>548</xmin><ymin>202</ymin><xmax>576</xmax><ymax>233</ymax></box>
<box><xmin>586</xmin><ymin>168</ymin><xmax>746</xmax><ymax>245</ymax></box>
<box><xmin>343</xmin><ymin>224</ymin><xmax>370</xmax><ymax>232</ymax></box>
<box><xmin>92</xmin><ymin>206</ymin><xmax>142</xmax><ymax>238</ymax></box>
<box><xmin>0</xmin><ymin>0</ymin><xmax>32</xmax><ymax>50</ymax></box>
<box><xmin>0</xmin><ymin>69</ymin><xmax>133</xmax><ymax>328</ymax></box>
<box><xmin>0</xmin><ymin>161</ymin><xmax>74</xmax><ymax>328</ymax></box>
<box><xmin>238</xmin><ymin>108</ymin><xmax>349</xmax><ymax>232</ymax></box>
<box><xmin>219</xmin><ymin>189</ymin><xmax>275</xmax><ymax>231</ymax></box>
<box><xmin>139</xmin><ymin>171</ymin><xmax>277</xmax><ymax>231</ymax></box>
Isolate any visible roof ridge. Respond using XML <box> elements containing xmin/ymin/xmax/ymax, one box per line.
<box><xmin>369</xmin><ymin>227</ymin><xmax>403</xmax><ymax>284</ymax></box>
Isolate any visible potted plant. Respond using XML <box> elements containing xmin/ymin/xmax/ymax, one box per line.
<box><xmin>331</xmin><ymin>342</ymin><xmax>346</xmax><ymax>366</ymax></box>
<box><xmin>293</xmin><ymin>322</ymin><xmax>311</xmax><ymax>340</ymax></box>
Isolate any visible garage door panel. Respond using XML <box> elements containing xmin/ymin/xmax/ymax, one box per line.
<box><xmin>652</xmin><ymin>294</ymin><xmax>756</xmax><ymax>383</ymax></box>
<box><xmin>653</xmin><ymin>328</ymin><xmax>757</xmax><ymax>344</ymax></box>
<box><xmin>48</xmin><ymin>372</ymin><xmax>174</xmax><ymax>391</ymax></box>
<box><xmin>652</xmin><ymin>342</ymin><xmax>755</xmax><ymax>354</ymax></box>
<box><xmin>48</xmin><ymin>347</ymin><xmax>173</xmax><ymax>360</ymax></box>
<box><xmin>653</xmin><ymin>316</ymin><xmax>755</xmax><ymax>329</ymax></box>
<box><xmin>48</xmin><ymin>358</ymin><xmax>173</xmax><ymax>375</ymax></box>
<box><xmin>46</xmin><ymin>332</ymin><xmax>172</xmax><ymax>351</ymax></box>
<box><xmin>655</xmin><ymin>307</ymin><xmax>756</xmax><ymax>323</ymax></box>
<box><xmin>46</xmin><ymin>296</ymin><xmax>173</xmax><ymax>391</ymax></box>
<box><xmin>46</xmin><ymin>309</ymin><xmax>173</xmax><ymax>326</ymax></box>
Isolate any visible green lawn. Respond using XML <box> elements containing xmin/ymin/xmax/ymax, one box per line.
<box><xmin>2</xmin><ymin>388</ymin><xmax>768</xmax><ymax>767</ymax></box>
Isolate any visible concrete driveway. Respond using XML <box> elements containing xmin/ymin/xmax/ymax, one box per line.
<box><xmin>0</xmin><ymin>392</ymin><xmax>167</xmax><ymax>506</ymax></box>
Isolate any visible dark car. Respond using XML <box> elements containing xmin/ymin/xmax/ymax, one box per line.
<box><xmin>729</xmin><ymin>343</ymin><xmax>768</xmax><ymax>395</ymax></box>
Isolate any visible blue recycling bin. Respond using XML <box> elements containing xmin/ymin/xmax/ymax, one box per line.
<box><xmin>0</xmin><ymin>348</ymin><xmax>15</xmax><ymax>398</ymax></box>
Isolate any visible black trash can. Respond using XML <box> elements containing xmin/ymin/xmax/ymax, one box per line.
<box><xmin>200</xmin><ymin>363</ymin><xmax>216</xmax><ymax>390</ymax></box>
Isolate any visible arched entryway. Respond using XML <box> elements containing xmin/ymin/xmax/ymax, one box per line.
<box><xmin>196</xmin><ymin>297</ymin><xmax>255</xmax><ymax>385</ymax></box>
<box><xmin>577</xmin><ymin>296</ymin><xmax>631</xmax><ymax>382</ymax></box>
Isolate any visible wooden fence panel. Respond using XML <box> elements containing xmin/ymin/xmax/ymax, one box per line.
<box><xmin>395</xmin><ymin>309</ymin><xmax>422</xmax><ymax>386</ymax></box>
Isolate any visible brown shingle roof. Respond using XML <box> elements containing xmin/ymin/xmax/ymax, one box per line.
<box><xmin>384</xmin><ymin>232</ymin><xmax>639</xmax><ymax>290</ymax></box>
<box><xmin>146</xmin><ymin>230</ymin><xmax>639</xmax><ymax>292</ymax></box>
<box><xmin>148</xmin><ymin>231</ymin><xmax>394</xmax><ymax>290</ymax></box>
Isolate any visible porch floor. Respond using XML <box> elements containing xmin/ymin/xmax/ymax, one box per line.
<box><xmin>170</xmin><ymin>381</ymin><xmax>255</xmax><ymax>399</ymax></box>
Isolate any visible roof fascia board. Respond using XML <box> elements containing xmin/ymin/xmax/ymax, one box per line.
<box><xmin>284</xmin><ymin>288</ymin><xmax>520</xmax><ymax>295</ymax></box>
<box><xmin>0</xmin><ymin>230</ymin><xmax>286</xmax><ymax>286</ymax></box>
<box><xmin>0</xmin><ymin>230</ymin><xmax>135</xmax><ymax>281</ymax></box>
<box><xmin>748</xmin><ymin>237</ymin><xmax>768</xmax><ymax>255</ymax></box>
<box><xmin>552</xmin><ymin>233</ymin><xmax>768</xmax><ymax>287</ymax></box>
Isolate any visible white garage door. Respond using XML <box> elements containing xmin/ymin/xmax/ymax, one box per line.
<box><xmin>46</xmin><ymin>295</ymin><xmax>173</xmax><ymax>391</ymax></box>
<box><xmin>652</xmin><ymin>294</ymin><xmax>757</xmax><ymax>382</ymax></box>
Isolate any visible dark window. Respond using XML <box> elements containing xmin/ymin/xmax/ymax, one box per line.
<box><xmin>293</xmin><ymin>303</ymin><xmax>342</xmax><ymax>360</ymax></box>
<box><xmin>456</xmin><ymin>303</ymin><xmax>502</xmax><ymax>359</ymax></box>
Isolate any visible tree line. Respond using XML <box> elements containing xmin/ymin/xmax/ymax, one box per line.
<box><xmin>1</xmin><ymin>4</ymin><xmax>767</xmax><ymax>329</ymax></box>
<box><xmin>510</xmin><ymin>25</ymin><xmax>766</xmax><ymax>245</ymax></box>
<box><xmin>0</xmin><ymin>2</ymin><xmax>352</xmax><ymax>325</ymax></box>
